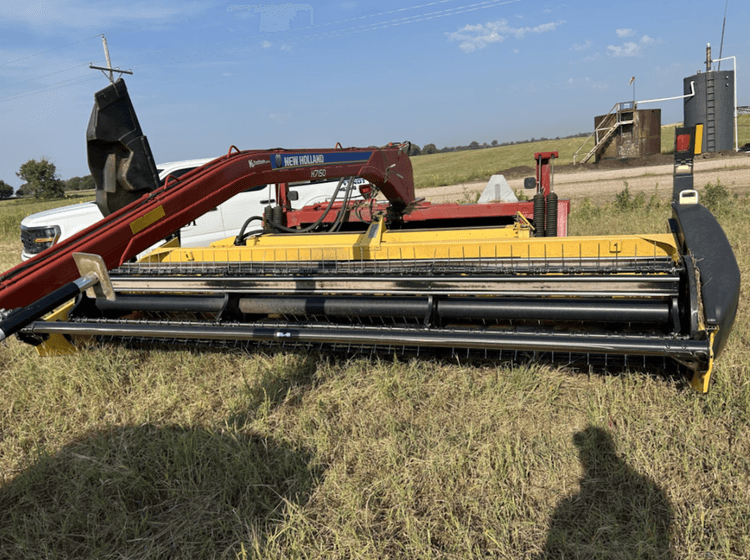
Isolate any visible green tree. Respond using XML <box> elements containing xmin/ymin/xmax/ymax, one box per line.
<box><xmin>423</xmin><ymin>143</ymin><xmax>437</xmax><ymax>155</ymax></box>
<box><xmin>0</xmin><ymin>180</ymin><xmax>13</xmax><ymax>199</ymax></box>
<box><xmin>65</xmin><ymin>175</ymin><xmax>95</xmax><ymax>191</ymax></box>
<box><xmin>65</xmin><ymin>176</ymin><xmax>82</xmax><ymax>191</ymax></box>
<box><xmin>408</xmin><ymin>143</ymin><xmax>421</xmax><ymax>157</ymax></box>
<box><xmin>16</xmin><ymin>158</ymin><xmax>65</xmax><ymax>199</ymax></box>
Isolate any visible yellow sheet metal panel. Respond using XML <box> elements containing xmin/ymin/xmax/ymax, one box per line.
<box><xmin>129</xmin><ymin>205</ymin><xmax>166</xmax><ymax>235</ymax></box>
<box><xmin>689</xmin><ymin>331</ymin><xmax>715</xmax><ymax>393</ymax></box>
<box><xmin>155</xmin><ymin>226</ymin><xmax>679</xmax><ymax>265</ymax></box>
<box><xmin>36</xmin><ymin>301</ymin><xmax>78</xmax><ymax>356</ymax></box>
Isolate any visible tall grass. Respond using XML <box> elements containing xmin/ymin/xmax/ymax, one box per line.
<box><xmin>1</xmin><ymin>179</ymin><xmax>749</xmax><ymax>558</ymax></box>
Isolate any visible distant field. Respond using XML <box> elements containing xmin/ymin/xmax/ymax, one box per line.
<box><xmin>413</xmin><ymin>114</ymin><xmax>750</xmax><ymax>189</ymax></box>
<box><xmin>411</xmin><ymin>136</ymin><xmax>591</xmax><ymax>189</ymax></box>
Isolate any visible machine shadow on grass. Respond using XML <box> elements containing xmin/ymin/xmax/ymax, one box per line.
<box><xmin>0</xmin><ymin>422</ymin><xmax>321</xmax><ymax>558</ymax></box>
<box><xmin>542</xmin><ymin>426</ymin><xmax>673</xmax><ymax>559</ymax></box>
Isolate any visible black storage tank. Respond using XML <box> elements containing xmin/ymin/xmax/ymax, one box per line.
<box><xmin>684</xmin><ymin>70</ymin><xmax>735</xmax><ymax>152</ymax></box>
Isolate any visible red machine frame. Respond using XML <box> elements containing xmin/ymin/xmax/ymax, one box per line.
<box><xmin>273</xmin><ymin>150</ymin><xmax>567</xmax><ymax>235</ymax></box>
<box><xmin>0</xmin><ymin>146</ymin><xmax>567</xmax><ymax>312</ymax></box>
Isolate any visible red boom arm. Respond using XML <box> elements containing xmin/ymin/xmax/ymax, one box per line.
<box><xmin>0</xmin><ymin>146</ymin><xmax>414</xmax><ymax>310</ymax></box>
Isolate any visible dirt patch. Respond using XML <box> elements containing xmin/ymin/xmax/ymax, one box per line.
<box><xmin>493</xmin><ymin>165</ymin><xmax>535</xmax><ymax>180</ymax></box>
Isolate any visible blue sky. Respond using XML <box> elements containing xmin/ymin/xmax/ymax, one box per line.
<box><xmin>1</xmin><ymin>0</ymin><xmax>748</xmax><ymax>188</ymax></box>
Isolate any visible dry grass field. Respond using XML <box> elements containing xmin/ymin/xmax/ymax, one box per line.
<box><xmin>411</xmin><ymin>113</ymin><xmax>750</xmax><ymax>190</ymax></box>
<box><xmin>0</xmin><ymin>150</ymin><xmax>749</xmax><ymax>558</ymax></box>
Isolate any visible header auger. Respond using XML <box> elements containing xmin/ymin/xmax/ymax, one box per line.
<box><xmin>0</xmin><ymin>80</ymin><xmax>740</xmax><ymax>392</ymax></box>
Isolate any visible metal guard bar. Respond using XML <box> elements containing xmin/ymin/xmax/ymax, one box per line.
<box><xmin>28</xmin><ymin>321</ymin><xmax>710</xmax><ymax>365</ymax></box>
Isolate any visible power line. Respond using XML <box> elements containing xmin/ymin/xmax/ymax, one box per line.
<box><xmin>296</xmin><ymin>0</ymin><xmax>523</xmax><ymax>43</ymax></box>
<box><xmin>314</xmin><ymin>0</ymin><xmax>464</xmax><ymax>28</ymax></box>
<box><xmin>0</xmin><ymin>74</ymin><xmax>100</xmax><ymax>104</ymax></box>
<box><xmin>0</xmin><ymin>62</ymin><xmax>91</xmax><ymax>92</ymax></box>
<box><xmin>123</xmin><ymin>0</ymin><xmax>524</xmax><ymax>70</ymax></box>
<box><xmin>0</xmin><ymin>35</ymin><xmax>98</xmax><ymax>68</ymax></box>
<box><xmin>0</xmin><ymin>0</ymin><xmax>526</xmax><ymax>103</ymax></box>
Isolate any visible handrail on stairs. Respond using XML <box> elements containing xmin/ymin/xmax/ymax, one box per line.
<box><xmin>573</xmin><ymin>102</ymin><xmax>632</xmax><ymax>164</ymax></box>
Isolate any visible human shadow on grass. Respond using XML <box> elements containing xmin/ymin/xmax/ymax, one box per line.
<box><xmin>0</xmin><ymin>423</ymin><xmax>320</xmax><ymax>559</ymax></box>
<box><xmin>541</xmin><ymin>426</ymin><xmax>673</xmax><ymax>559</ymax></box>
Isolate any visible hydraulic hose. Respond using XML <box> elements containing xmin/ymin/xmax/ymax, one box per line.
<box><xmin>329</xmin><ymin>177</ymin><xmax>355</xmax><ymax>232</ymax></box>
<box><xmin>264</xmin><ymin>177</ymin><xmax>349</xmax><ymax>234</ymax></box>
<box><xmin>236</xmin><ymin>177</ymin><xmax>355</xmax><ymax>243</ymax></box>
<box><xmin>0</xmin><ymin>273</ymin><xmax>99</xmax><ymax>342</ymax></box>
<box><xmin>235</xmin><ymin>216</ymin><xmax>264</xmax><ymax>245</ymax></box>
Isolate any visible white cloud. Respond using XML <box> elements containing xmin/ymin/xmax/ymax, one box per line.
<box><xmin>616</xmin><ymin>28</ymin><xmax>636</xmax><ymax>38</ymax></box>
<box><xmin>607</xmin><ymin>41</ymin><xmax>640</xmax><ymax>57</ymax></box>
<box><xmin>268</xmin><ymin>112</ymin><xmax>291</xmax><ymax>124</ymax></box>
<box><xmin>591</xmin><ymin>80</ymin><xmax>608</xmax><ymax>92</ymax></box>
<box><xmin>222</xmin><ymin>72</ymin><xmax>233</xmax><ymax>77</ymax></box>
<box><xmin>261</xmin><ymin>40</ymin><xmax>272</xmax><ymax>48</ymax></box>
<box><xmin>566</xmin><ymin>76</ymin><xmax>607</xmax><ymax>91</ymax></box>
<box><xmin>280</xmin><ymin>44</ymin><xmax>292</xmax><ymax>52</ymax></box>
<box><xmin>568</xmin><ymin>52</ymin><xmax>602</xmax><ymax>64</ymax></box>
<box><xmin>606</xmin><ymin>35</ymin><xmax>660</xmax><ymax>57</ymax></box>
<box><xmin>513</xmin><ymin>49</ymin><xmax>519</xmax><ymax>54</ymax></box>
<box><xmin>534</xmin><ymin>22</ymin><xmax>561</xmax><ymax>34</ymax></box>
<box><xmin>447</xmin><ymin>19</ymin><xmax>564</xmax><ymax>53</ymax></box>
<box><xmin>571</xmin><ymin>40</ymin><xmax>592</xmax><ymax>51</ymax></box>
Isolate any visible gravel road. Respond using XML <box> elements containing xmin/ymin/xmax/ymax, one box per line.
<box><xmin>418</xmin><ymin>154</ymin><xmax>750</xmax><ymax>204</ymax></box>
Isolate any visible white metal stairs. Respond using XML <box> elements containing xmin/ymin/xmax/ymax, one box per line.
<box><xmin>574</xmin><ymin>103</ymin><xmax>635</xmax><ymax>164</ymax></box>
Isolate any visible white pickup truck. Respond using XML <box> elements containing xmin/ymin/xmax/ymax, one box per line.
<box><xmin>20</xmin><ymin>158</ymin><xmax>366</xmax><ymax>261</ymax></box>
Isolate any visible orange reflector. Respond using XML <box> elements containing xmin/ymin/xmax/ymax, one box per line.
<box><xmin>34</xmin><ymin>237</ymin><xmax>55</xmax><ymax>243</ymax></box>
<box><xmin>676</xmin><ymin>134</ymin><xmax>691</xmax><ymax>152</ymax></box>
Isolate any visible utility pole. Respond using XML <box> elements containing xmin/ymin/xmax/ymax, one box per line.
<box><xmin>89</xmin><ymin>34</ymin><xmax>133</xmax><ymax>83</ymax></box>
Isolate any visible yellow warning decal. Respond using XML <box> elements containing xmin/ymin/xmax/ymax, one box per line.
<box><xmin>130</xmin><ymin>205</ymin><xmax>166</xmax><ymax>235</ymax></box>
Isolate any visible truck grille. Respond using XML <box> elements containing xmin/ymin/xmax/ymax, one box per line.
<box><xmin>21</xmin><ymin>226</ymin><xmax>61</xmax><ymax>255</ymax></box>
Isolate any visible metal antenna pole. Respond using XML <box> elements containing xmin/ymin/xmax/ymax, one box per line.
<box><xmin>718</xmin><ymin>0</ymin><xmax>728</xmax><ymax>71</ymax></box>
